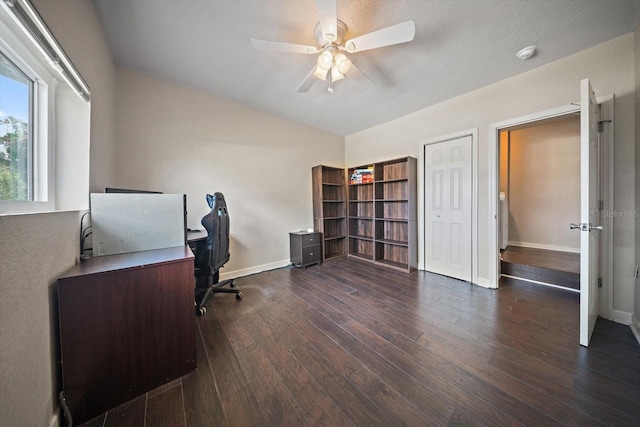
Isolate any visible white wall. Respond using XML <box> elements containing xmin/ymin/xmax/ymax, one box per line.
<box><xmin>346</xmin><ymin>34</ymin><xmax>636</xmax><ymax>316</ymax></box>
<box><xmin>32</xmin><ymin>0</ymin><xmax>116</xmax><ymax>193</ymax></box>
<box><xmin>507</xmin><ymin>117</ymin><xmax>580</xmax><ymax>252</ymax></box>
<box><xmin>0</xmin><ymin>1</ymin><xmax>116</xmax><ymax>425</ymax></box>
<box><xmin>115</xmin><ymin>68</ymin><xmax>344</xmax><ymax>277</ymax></box>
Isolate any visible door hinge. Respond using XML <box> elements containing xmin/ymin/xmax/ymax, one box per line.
<box><xmin>597</xmin><ymin>120</ymin><xmax>612</xmax><ymax>133</ymax></box>
<box><xmin>598</xmin><ymin>199</ymin><xmax>604</xmax><ymax>211</ymax></box>
<box><xmin>597</xmin><ymin>277</ymin><xmax>603</xmax><ymax>288</ymax></box>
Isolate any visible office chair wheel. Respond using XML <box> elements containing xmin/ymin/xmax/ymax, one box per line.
<box><xmin>230</xmin><ymin>280</ymin><xmax>236</xmax><ymax>288</ymax></box>
<box><xmin>196</xmin><ymin>307</ymin><xmax>207</xmax><ymax>316</ymax></box>
<box><xmin>236</xmin><ymin>292</ymin><xmax>243</xmax><ymax>300</ymax></box>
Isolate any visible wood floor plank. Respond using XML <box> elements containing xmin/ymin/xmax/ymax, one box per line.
<box><xmin>299</xmin><ymin>396</ymin><xmax>354</xmax><ymax>427</ymax></box>
<box><xmin>488</xmin><ymin>353</ymin><xmax>640</xmax><ymax>425</ymax></box>
<box><xmin>290</xmin><ymin>341</ymin><xmax>395</xmax><ymax>426</ymax></box>
<box><xmin>221</xmin><ymin>385</ymin><xmax>267</xmax><ymax>427</ymax></box>
<box><xmin>182</xmin><ymin>326</ymin><xmax>226</xmax><ymax>427</ymax></box>
<box><xmin>292</xmin><ymin>270</ymin><xmax>426</xmax><ymax>340</ymax></box>
<box><xmin>293</xmin><ymin>313</ymin><xmax>363</xmax><ymax>378</ymax></box>
<box><xmin>197</xmin><ymin>308</ymin><xmax>253</xmax><ymax>396</ymax></box>
<box><xmin>103</xmin><ymin>395</ymin><xmax>146</xmax><ymax>427</ymax></box>
<box><xmin>145</xmin><ymin>383</ymin><xmax>185</xmax><ymax>427</ymax></box>
<box><xmin>78</xmin><ymin>413</ymin><xmax>106</xmax><ymax>427</ymax></box>
<box><xmin>246</xmin><ymin>319</ymin><xmax>327</xmax><ymax>416</ymax></box>
<box><xmin>299</xmin><ymin>308</ymin><xmax>456</xmax><ymax>423</ymax></box>
<box><xmin>342</xmin><ymin>318</ymin><xmax>563</xmax><ymax>427</ymax></box>
<box><xmin>446</xmin><ymin>405</ymin><xmax>522</xmax><ymax>427</ymax></box>
<box><xmin>347</xmin><ymin>366</ymin><xmax>445</xmax><ymax>426</ymax></box>
<box><xmin>501</xmin><ymin>246</ymin><xmax>580</xmax><ymax>273</ymax></box>
<box><xmin>238</xmin><ymin>345</ymin><xmax>302</xmax><ymax>426</ymax></box>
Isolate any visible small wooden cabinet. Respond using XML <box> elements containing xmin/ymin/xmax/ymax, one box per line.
<box><xmin>290</xmin><ymin>231</ymin><xmax>323</xmax><ymax>267</ymax></box>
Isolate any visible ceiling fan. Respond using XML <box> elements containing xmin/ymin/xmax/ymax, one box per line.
<box><xmin>251</xmin><ymin>0</ymin><xmax>416</xmax><ymax>93</ymax></box>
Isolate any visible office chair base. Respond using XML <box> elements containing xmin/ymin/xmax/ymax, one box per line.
<box><xmin>195</xmin><ymin>279</ymin><xmax>242</xmax><ymax>316</ymax></box>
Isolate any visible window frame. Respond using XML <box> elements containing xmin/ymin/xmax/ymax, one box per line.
<box><xmin>0</xmin><ymin>16</ymin><xmax>55</xmax><ymax>214</ymax></box>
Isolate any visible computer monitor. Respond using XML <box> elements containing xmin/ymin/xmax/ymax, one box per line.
<box><xmin>105</xmin><ymin>187</ymin><xmax>163</xmax><ymax>194</ymax></box>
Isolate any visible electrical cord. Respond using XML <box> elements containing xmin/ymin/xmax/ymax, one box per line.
<box><xmin>80</xmin><ymin>212</ymin><xmax>92</xmax><ymax>260</ymax></box>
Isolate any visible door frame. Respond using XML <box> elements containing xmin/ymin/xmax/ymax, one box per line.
<box><xmin>418</xmin><ymin>128</ymin><xmax>478</xmax><ymax>284</ymax></box>
<box><xmin>487</xmin><ymin>97</ymin><xmax>614</xmax><ymax>320</ymax></box>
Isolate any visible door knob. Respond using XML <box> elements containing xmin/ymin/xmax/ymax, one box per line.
<box><xmin>570</xmin><ymin>222</ymin><xmax>603</xmax><ymax>232</ymax></box>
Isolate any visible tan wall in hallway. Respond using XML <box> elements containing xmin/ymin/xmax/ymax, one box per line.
<box><xmin>507</xmin><ymin>117</ymin><xmax>580</xmax><ymax>252</ymax></box>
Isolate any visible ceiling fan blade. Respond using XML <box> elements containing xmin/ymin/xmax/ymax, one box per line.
<box><xmin>349</xmin><ymin>63</ymin><xmax>373</xmax><ymax>84</ymax></box>
<box><xmin>251</xmin><ymin>39</ymin><xmax>318</xmax><ymax>54</ymax></box>
<box><xmin>296</xmin><ymin>67</ymin><xmax>317</xmax><ymax>93</ymax></box>
<box><xmin>316</xmin><ymin>0</ymin><xmax>337</xmax><ymax>42</ymax></box>
<box><xmin>344</xmin><ymin>20</ymin><xmax>416</xmax><ymax>53</ymax></box>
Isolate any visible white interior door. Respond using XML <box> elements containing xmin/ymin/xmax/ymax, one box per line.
<box><xmin>578</xmin><ymin>78</ymin><xmax>601</xmax><ymax>347</ymax></box>
<box><xmin>425</xmin><ymin>136</ymin><xmax>472</xmax><ymax>281</ymax></box>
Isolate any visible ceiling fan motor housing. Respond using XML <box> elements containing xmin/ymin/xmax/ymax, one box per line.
<box><xmin>315</xmin><ymin>19</ymin><xmax>348</xmax><ymax>47</ymax></box>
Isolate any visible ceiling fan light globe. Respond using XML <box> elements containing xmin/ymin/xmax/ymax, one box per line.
<box><xmin>313</xmin><ymin>65</ymin><xmax>328</xmax><ymax>81</ymax></box>
<box><xmin>335</xmin><ymin>54</ymin><xmax>352</xmax><ymax>75</ymax></box>
<box><xmin>317</xmin><ymin>50</ymin><xmax>333</xmax><ymax>70</ymax></box>
<box><xmin>330</xmin><ymin>66</ymin><xmax>345</xmax><ymax>82</ymax></box>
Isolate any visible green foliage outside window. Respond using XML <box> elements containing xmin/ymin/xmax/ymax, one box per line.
<box><xmin>0</xmin><ymin>115</ymin><xmax>29</xmax><ymax>200</ymax></box>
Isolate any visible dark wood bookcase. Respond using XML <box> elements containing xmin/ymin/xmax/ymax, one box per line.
<box><xmin>312</xmin><ymin>165</ymin><xmax>347</xmax><ymax>261</ymax></box>
<box><xmin>348</xmin><ymin>157</ymin><xmax>417</xmax><ymax>272</ymax></box>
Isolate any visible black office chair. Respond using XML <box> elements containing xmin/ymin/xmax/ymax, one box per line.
<box><xmin>194</xmin><ymin>192</ymin><xmax>241</xmax><ymax>316</ymax></box>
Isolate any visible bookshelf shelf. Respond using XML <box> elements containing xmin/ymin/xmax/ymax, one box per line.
<box><xmin>312</xmin><ymin>165</ymin><xmax>347</xmax><ymax>261</ymax></box>
<box><xmin>347</xmin><ymin>157</ymin><xmax>417</xmax><ymax>272</ymax></box>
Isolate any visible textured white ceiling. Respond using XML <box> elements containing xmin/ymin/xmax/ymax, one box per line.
<box><xmin>92</xmin><ymin>0</ymin><xmax>640</xmax><ymax>136</ymax></box>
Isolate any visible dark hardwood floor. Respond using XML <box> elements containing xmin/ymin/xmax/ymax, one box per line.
<box><xmin>501</xmin><ymin>246</ymin><xmax>580</xmax><ymax>290</ymax></box>
<box><xmin>80</xmin><ymin>257</ymin><xmax>640</xmax><ymax>427</ymax></box>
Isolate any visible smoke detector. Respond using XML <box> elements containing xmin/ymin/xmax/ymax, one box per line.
<box><xmin>516</xmin><ymin>45</ymin><xmax>537</xmax><ymax>60</ymax></box>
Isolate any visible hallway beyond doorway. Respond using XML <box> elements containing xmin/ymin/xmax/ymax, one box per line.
<box><xmin>501</xmin><ymin>246</ymin><xmax>580</xmax><ymax>290</ymax></box>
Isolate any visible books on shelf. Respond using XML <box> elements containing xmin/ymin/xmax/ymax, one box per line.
<box><xmin>350</xmin><ymin>166</ymin><xmax>374</xmax><ymax>185</ymax></box>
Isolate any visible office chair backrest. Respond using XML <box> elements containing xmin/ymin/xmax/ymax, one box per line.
<box><xmin>201</xmin><ymin>192</ymin><xmax>230</xmax><ymax>272</ymax></box>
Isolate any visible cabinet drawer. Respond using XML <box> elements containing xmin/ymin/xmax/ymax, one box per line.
<box><xmin>301</xmin><ymin>233</ymin><xmax>321</xmax><ymax>248</ymax></box>
<box><xmin>302</xmin><ymin>245</ymin><xmax>322</xmax><ymax>264</ymax></box>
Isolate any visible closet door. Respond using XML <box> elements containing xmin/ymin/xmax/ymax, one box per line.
<box><xmin>424</xmin><ymin>135</ymin><xmax>472</xmax><ymax>281</ymax></box>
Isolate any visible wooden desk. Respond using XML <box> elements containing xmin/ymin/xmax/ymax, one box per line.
<box><xmin>187</xmin><ymin>229</ymin><xmax>207</xmax><ymax>244</ymax></box>
<box><xmin>57</xmin><ymin>246</ymin><xmax>196</xmax><ymax>424</ymax></box>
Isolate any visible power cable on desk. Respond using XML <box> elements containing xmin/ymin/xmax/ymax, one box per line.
<box><xmin>80</xmin><ymin>211</ymin><xmax>93</xmax><ymax>261</ymax></box>
<box><xmin>80</xmin><ymin>231</ymin><xmax>92</xmax><ymax>261</ymax></box>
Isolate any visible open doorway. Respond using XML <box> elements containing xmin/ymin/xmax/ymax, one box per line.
<box><xmin>498</xmin><ymin>114</ymin><xmax>581</xmax><ymax>292</ymax></box>
<box><xmin>489</xmin><ymin>86</ymin><xmax>615</xmax><ymax>346</ymax></box>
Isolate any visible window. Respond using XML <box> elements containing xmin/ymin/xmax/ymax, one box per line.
<box><xmin>0</xmin><ymin>0</ymin><xmax>90</xmax><ymax>215</ymax></box>
<box><xmin>0</xmin><ymin>50</ymin><xmax>32</xmax><ymax>201</ymax></box>
<box><xmin>0</xmin><ymin>33</ymin><xmax>50</xmax><ymax>213</ymax></box>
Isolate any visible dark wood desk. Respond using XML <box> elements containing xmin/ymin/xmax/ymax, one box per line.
<box><xmin>187</xmin><ymin>229</ymin><xmax>207</xmax><ymax>244</ymax></box>
<box><xmin>57</xmin><ymin>246</ymin><xmax>196</xmax><ymax>424</ymax></box>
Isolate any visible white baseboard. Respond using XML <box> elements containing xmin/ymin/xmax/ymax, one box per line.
<box><xmin>630</xmin><ymin>314</ymin><xmax>640</xmax><ymax>345</ymax></box>
<box><xmin>612</xmin><ymin>309</ymin><xmax>632</xmax><ymax>325</ymax></box>
<box><xmin>220</xmin><ymin>259</ymin><xmax>290</xmax><ymax>281</ymax></box>
<box><xmin>507</xmin><ymin>241</ymin><xmax>580</xmax><ymax>254</ymax></box>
